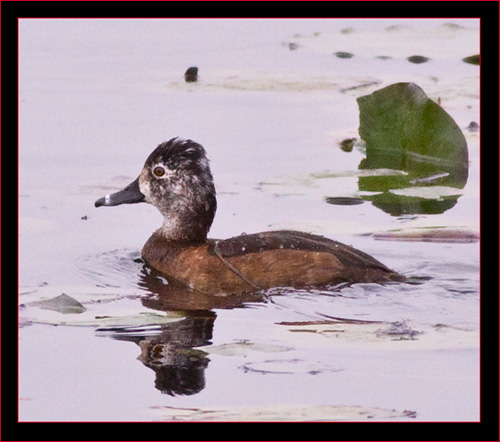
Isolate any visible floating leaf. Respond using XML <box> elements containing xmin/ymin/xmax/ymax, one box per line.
<box><xmin>356</xmin><ymin>82</ymin><xmax>469</xmax><ymax>215</ymax></box>
<box><xmin>30</xmin><ymin>294</ymin><xmax>86</xmax><ymax>314</ymax></box>
<box><xmin>334</xmin><ymin>51</ymin><xmax>354</xmax><ymax>59</ymax></box>
<box><xmin>151</xmin><ymin>404</ymin><xmax>417</xmax><ymax>421</ymax></box>
<box><xmin>373</xmin><ymin>227</ymin><xmax>479</xmax><ymax>243</ymax></box>
<box><xmin>407</xmin><ymin>55</ymin><xmax>430</xmax><ymax>64</ymax></box>
<box><xmin>204</xmin><ymin>340</ymin><xmax>292</xmax><ymax>356</ymax></box>
<box><xmin>462</xmin><ymin>54</ymin><xmax>480</xmax><ymax>65</ymax></box>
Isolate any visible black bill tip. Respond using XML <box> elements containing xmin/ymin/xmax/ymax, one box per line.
<box><xmin>94</xmin><ymin>196</ymin><xmax>108</xmax><ymax>208</ymax></box>
<box><xmin>94</xmin><ymin>177</ymin><xmax>145</xmax><ymax>208</ymax></box>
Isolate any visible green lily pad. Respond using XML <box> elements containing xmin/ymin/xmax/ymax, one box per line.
<box><xmin>356</xmin><ymin>82</ymin><xmax>469</xmax><ymax>215</ymax></box>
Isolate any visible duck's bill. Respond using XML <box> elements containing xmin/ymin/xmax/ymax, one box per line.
<box><xmin>95</xmin><ymin>176</ymin><xmax>145</xmax><ymax>207</ymax></box>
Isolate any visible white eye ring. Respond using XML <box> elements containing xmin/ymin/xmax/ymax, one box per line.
<box><xmin>153</xmin><ymin>166</ymin><xmax>166</xmax><ymax>177</ymax></box>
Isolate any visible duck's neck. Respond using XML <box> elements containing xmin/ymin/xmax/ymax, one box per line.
<box><xmin>156</xmin><ymin>211</ymin><xmax>212</xmax><ymax>244</ymax></box>
<box><xmin>152</xmin><ymin>177</ymin><xmax>217</xmax><ymax>244</ymax></box>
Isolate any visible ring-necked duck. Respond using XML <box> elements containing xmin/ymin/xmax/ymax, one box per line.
<box><xmin>95</xmin><ymin>138</ymin><xmax>403</xmax><ymax>294</ymax></box>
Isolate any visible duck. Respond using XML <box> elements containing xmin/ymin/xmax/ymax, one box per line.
<box><xmin>95</xmin><ymin>138</ymin><xmax>403</xmax><ymax>295</ymax></box>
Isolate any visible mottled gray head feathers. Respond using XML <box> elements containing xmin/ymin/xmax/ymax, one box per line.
<box><xmin>139</xmin><ymin>138</ymin><xmax>217</xmax><ymax>242</ymax></box>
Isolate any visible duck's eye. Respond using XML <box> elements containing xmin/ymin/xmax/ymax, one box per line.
<box><xmin>153</xmin><ymin>166</ymin><xmax>165</xmax><ymax>177</ymax></box>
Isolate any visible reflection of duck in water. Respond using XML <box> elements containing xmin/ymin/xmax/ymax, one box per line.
<box><xmin>96</xmin><ymin>138</ymin><xmax>403</xmax><ymax>294</ymax></box>
<box><xmin>99</xmin><ymin>310</ymin><xmax>216</xmax><ymax>396</ymax></box>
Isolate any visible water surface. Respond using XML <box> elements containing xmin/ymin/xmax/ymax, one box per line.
<box><xmin>19</xmin><ymin>18</ymin><xmax>479</xmax><ymax>422</ymax></box>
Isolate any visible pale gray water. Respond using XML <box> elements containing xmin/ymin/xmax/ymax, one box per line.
<box><xmin>19</xmin><ymin>18</ymin><xmax>479</xmax><ymax>422</ymax></box>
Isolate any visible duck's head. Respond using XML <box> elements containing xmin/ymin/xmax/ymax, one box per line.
<box><xmin>95</xmin><ymin>138</ymin><xmax>217</xmax><ymax>243</ymax></box>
